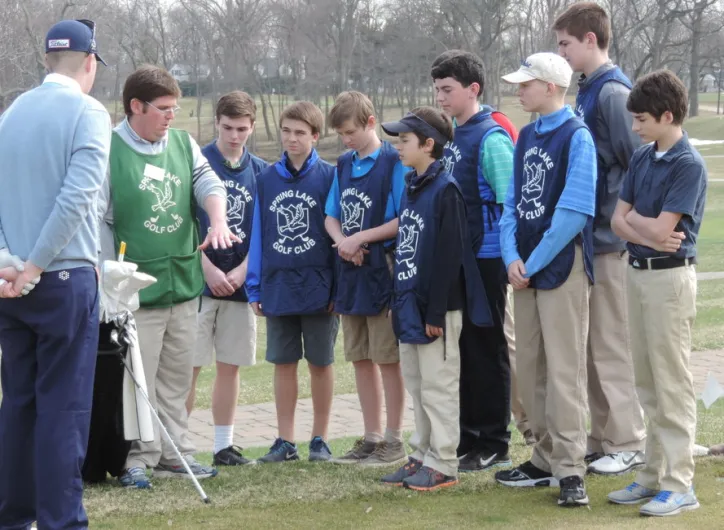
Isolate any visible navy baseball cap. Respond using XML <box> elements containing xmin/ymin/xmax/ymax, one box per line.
<box><xmin>46</xmin><ymin>19</ymin><xmax>106</xmax><ymax>66</ymax></box>
<box><xmin>382</xmin><ymin>112</ymin><xmax>451</xmax><ymax>146</ymax></box>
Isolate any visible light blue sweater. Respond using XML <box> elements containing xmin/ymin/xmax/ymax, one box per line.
<box><xmin>0</xmin><ymin>74</ymin><xmax>111</xmax><ymax>272</ymax></box>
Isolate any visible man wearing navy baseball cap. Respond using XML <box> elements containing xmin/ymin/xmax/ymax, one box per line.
<box><xmin>0</xmin><ymin>18</ymin><xmax>110</xmax><ymax>529</ymax></box>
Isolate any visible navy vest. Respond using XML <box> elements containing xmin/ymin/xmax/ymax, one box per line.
<box><xmin>257</xmin><ymin>151</ymin><xmax>336</xmax><ymax>316</ymax></box>
<box><xmin>576</xmin><ymin>67</ymin><xmax>632</xmax><ymax>223</ymax></box>
<box><xmin>333</xmin><ymin>142</ymin><xmax>397</xmax><ymax>315</ymax></box>
<box><xmin>514</xmin><ymin>118</ymin><xmax>594</xmax><ymax>290</ymax></box>
<box><xmin>443</xmin><ymin>109</ymin><xmax>508</xmax><ymax>258</ymax></box>
<box><xmin>198</xmin><ymin>143</ymin><xmax>267</xmax><ymax>302</ymax></box>
<box><xmin>392</xmin><ymin>162</ymin><xmax>493</xmax><ymax>345</ymax></box>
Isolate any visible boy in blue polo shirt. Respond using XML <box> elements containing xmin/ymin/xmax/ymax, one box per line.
<box><xmin>246</xmin><ymin>101</ymin><xmax>338</xmax><ymax>463</ymax></box>
<box><xmin>496</xmin><ymin>53</ymin><xmax>597</xmax><ymax>508</ymax></box>
<box><xmin>186</xmin><ymin>91</ymin><xmax>268</xmax><ymax>466</ymax></box>
<box><xmin>609</xmin><ymin>70</ymin><xmax>707</xmax><ymax>517</ymax></box>
<box><xmin>324</xmin><ymin>91</ymin><xmax>408</xmax><ymax>466</ymax></box>
<box><xmin>379</xmin><ymin>107</ymin><xmax>493</xmax><ymax>491</ymax></box>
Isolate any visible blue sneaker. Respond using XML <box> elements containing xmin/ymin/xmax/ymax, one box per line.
<box><xmin>153</xmin><ymin>455</ymin><xmax>218</xmax><ymax>479</ymax></box>
<box><xmin>608</xmin><ymin>482</ymin><xmax>658</xmax><ymax>505</ymax></box>
<box><xmin>640</xmin><ymin>489</ymin><xmax>700</xmax><ymax>516</ymax></box>
<box><xmin>258</xmin><ymin>438</ymin><xmax>299</xmax><ymax>463</ymax></box>
<box><xmin>119</xmin><ymin>467</ymin><xmax>151</xmax><ymax>489</ymax></box>
<box><xmin>309</xmin><ymin>436</ymin><xmax>332</xmax><ymax>462</ymax></box>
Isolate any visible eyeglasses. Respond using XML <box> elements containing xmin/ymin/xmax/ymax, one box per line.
<box><xmin>76</xmin><ymin>19</ymin><xmax>97</xmax><ymax>54</ymax></box>
<box><xmin>144</xmin><ymin>101</ymin><xmax>181</xmax><ymax>117</ymax></box>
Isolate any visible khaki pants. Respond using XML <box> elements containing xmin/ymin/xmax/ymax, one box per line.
<box><xmin>514</xmin><ymin>247</ymin><xmax>589</xmax><ymax>479</ymax></box>
<box><xmin>587</xmin><ymin>252</ymin><xmax>645</xmax><ymax>454</ymax></box>
<box><xmin>400</xmin><ymin>310</ymin><xmax>463</xmax><ymax>477</ymax></box>
<box><xmin>628</xmin><ymin>265</ymin><xmax>697</xmax><ymax>493</ymax></box>
<box><xmin>504</xmin><ymin>286</ymin><xmax>529</xmax><ymax>435</ymax></box>
<box><xmin>126</xmin><ymin>299</ymin><xmax>198</xmax><ymax>469</ymax></box>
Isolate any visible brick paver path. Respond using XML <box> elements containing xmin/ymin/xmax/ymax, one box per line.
<box><xmin>188</xmin><ymin>349</ymin><xmax>724</xmax><ymax>452</ymax></box>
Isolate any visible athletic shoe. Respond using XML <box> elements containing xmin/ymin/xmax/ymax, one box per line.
<box><xmin>558</xmin><ymin>475</ymin><xmax>589</xmax><ymax>507</ymax></box>
<box><xmin>361</xmin><ymin>440</ymin><xmax>407</xmax><ymax>467</ymax></box>
<box><xmin>588</xmin><ymin>451</ymin><xmax>645</xmax><ymax>475</ymax></box>
<box><xmin>332</xmin><ymin>438</ymin><xmax>377</xmax><ymax>464</ymax></box>
<box><xmin>213</xmin><ymin>445</ymin><xmax>254</xmax><ymax>466</ymax></box>
<box><xmin>693</xmin><ymin>444</ymin><xmax>710</xmax><ymax>457</ymax></box>
<box><xmin>458</xmin><ymin>451</ymin><xmax>512</xmax><ymax>472</ymax></box>
<box><xmin>639</xmin><ymin>489</ymin><xmax>700</xmax><ymax>516</ymax></box>
<box><xmin>585</xmin><ymin>451</ymin><xmax>604</xmax><ymax>464</ymax></box>
<box><xmin>403</xmin><ymin>466</ymin><xmax>459</xmax><ymax>491</ymax></box>
<box><xmin>119</xmin><ymin>466</ymin><xmax>151</xmax><ymax>489</ymax></box>
<box><xmin>608</xmin><ymin>482</ymin><xmax>659</xmax><ymax>505</ymax></box>
<box><xmin>309</xmin><ymin>436</ymin><xmax>332</xmax><ymax>462</ymax></box>
<box><xmin>154</xmin><ymin>455</ymin><xmax>218</xmax><ymax>479</ymax></box>
<box><xmin>495</xmin><ymin>460</ymin><xmax>559</xmax><ymax>487</ymax></box>
<box><xmin>258</xmin><ymin>438</ymin><xmax>299</xmax><ymax>463</ymax></box>
<box><xmin>380</xmin><ymin>456</ymin><xmax>422</xmax><ymax>486</ymax></box>
<box><xmin>523</xmin><ymin>429</ymin><xmax>537</xmax><ymax>446</ymax></box>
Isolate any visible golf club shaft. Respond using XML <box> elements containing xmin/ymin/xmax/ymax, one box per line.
<box><xmin>119</xmin><ymin>353</ymin><xmax>210</xmax><ymax>503</ymax></box>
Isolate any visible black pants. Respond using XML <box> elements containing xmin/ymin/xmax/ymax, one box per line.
<box><xmin>458</xmin><ymin>257</ymin><xmax>511</xmax><ymax>457</ymax></box>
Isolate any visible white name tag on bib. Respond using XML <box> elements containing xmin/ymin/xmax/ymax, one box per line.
<box><xmin>143</xmin><ymin>163</ymin><xmax>166</xmax><ymax>182</ymax></box>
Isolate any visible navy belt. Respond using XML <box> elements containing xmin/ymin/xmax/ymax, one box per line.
<box><xmin>629</xmin><ymin>255</ymin><xmax>696</xmax><ymax>270</ymax></box>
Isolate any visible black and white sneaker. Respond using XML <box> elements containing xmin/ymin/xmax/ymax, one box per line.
<box><xmin>213</xmin><ymin>445</ymin><xmax>254</xmax><ymax>466</ymax></box>
<box><xmin>558</xmin><ymin>475</ymin><xmax>589</xmax><ymax>507</ymax></box>
<box><xmin>495</xmin><ymin>460</ymin><xmax>559</xmax><ymax>487</ymax></box>
<box><xmin>459</xmin><ymin>451</ymin><xmax>512</xmax><ymax>472</ymax></box>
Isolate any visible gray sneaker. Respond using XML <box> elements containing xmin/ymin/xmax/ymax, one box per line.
<box><xmin>153</xmin><ymin>455</ymin><xmax>218</xmax><ymax>480</ymax></box>
<box><xmin>608</xmin><ymin>482</ymin><xmax>659</xmax><ymax>505</ymax></box>
<box><xmin>332</xmin><ymin>437</ymin><xmax>377</xmax><ymax>464</ymax></box>
<box><xmin>639</xmin><ymin>489</ymin><xmax>700</xmax><ymax>516</ymax></box>
<box><xmin>360</xmin><ymin>440</ymin><xmax>407</xmax><ymax>467</ymax></box>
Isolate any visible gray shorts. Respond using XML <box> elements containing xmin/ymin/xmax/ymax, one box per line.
<box><xmin>265</xmin><ymin>313</ymin><xmax>339</xmax><ymax>367</ymax></box>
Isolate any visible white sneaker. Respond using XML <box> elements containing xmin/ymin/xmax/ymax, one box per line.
<box><xmin>588</xmin><ymin>451</ymin><xmax>645</xmax><ymax>475</ymax></box>
<box><xmin>693</xmin><ymin>444</ymin><xmax>710</xmax><ymax>457</ymax></box>
<box><xmin>608</xmin><ymin>482</ymin><xmax>658</xmax><ymax>505</ymax></box>
<box><xmin>640</xmin><ymin>489</ymin><xmax>700</xmax><ymax>517</ymax></box>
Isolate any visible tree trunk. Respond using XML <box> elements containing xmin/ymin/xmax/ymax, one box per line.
<box><xmin>688</xmin><ymin>5</ymin><xmax>704</xmax><ymax>118</ymax></box>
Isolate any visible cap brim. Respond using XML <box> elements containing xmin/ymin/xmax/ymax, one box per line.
<box><xmin>501</xmin><ymin>71</ymin><xmax>536</xmax><ymax>84</ymax></box>
<box><xmin>381</xmin><ymin>121</ymin><xmax>414</xmax><ymax>137</ymax></box>
<box><xmin>95</xmin><ymin>53</ymin><xmax>107</xmax><ymax>66</ymax></box>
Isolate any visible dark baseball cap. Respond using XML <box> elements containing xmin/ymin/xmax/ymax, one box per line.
<box><xmin>46</xmin><ymin>19</ymin><xmax>106</xmax><ymax>66</ymax></box>
<box><xmin>381</xmin><ymin>112</ymin><xmax>450</xmax><ymax>146</ymax></box>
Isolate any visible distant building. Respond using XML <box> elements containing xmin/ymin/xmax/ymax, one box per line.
<box><xmin>169</xmin><ymin>63</ymin><xmax>211</xmax><ymax>83</ymax></box>
<box><xmin>700</xmin><ymin>73</ymin><xmax>717</xmax><ymax>92</ymax></box>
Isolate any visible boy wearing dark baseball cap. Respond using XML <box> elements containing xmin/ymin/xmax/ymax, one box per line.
<box><xmin>46</xmin><ymin>19</ymin><xmax>107</xmax><ymax>65</ymax></box>
<box><xmin>378</xmin><ymin>107</ymin><xmax>493</xmax><ymax>491</ymax></box>
<box><xmin>495</xmin><ymin>53</ymin><xmax>597</xmax><ymax>507</ymax></box>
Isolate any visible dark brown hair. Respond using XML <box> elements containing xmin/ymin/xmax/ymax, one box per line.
<box><xmin>627</xmin><ymin>69</ymin><xmax>688</xmax><ymax>125</ymax></box>
<box><xmin>216</xmin><ymin>90</ymin><xmax>256</xmax><ymax>122</ymax></box>
<box><xmin>553</xmin><ymin>2</ymin><xmax>611</xmax><ymax>50</ymax></box>
<box><xmin>430</xmin><ymin>50</ymin><xmax>485</xmax><ymax>98</ymax></box>
<box><xmin>122</xmin><ymin>65</ymin><xmax>182</xmax><ymax>117</ymax></box>
<box><xmin>410</xmin><ymin>106</ymin><xmax>453</xmax><ymax>159</ymax></box>
<box><xmin>279</xmin><ymin>101</ymin><xmax>324</xmax><ymax>135</ymax></box>
<box><xmin>328</xmin><ymin>91</ymin><xmax>375</xmax><ymax>129</ymax></box>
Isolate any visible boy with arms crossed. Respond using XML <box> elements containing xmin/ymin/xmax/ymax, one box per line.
<box><xmin>554</xmin><ymin>1</ymin><xmax>646</xmax><ymax>474</ymax></box>
<box><xmin>495</xmin><ymin>53</ymin><xmax>597</xmax><ymax>507</ymax></box>
<box><xmin>246</xmin><ymin>102</ymin><xmax>339</xmax><ymax>463</ymax></box>
<box><xmin>186</xmin><ymin>91</ymin><xmax>268</xmax><ymax>466</ymax></box>
<box><xmin>609</xmin><ymin>70</ymin><xmax>706</xmax><ymax>517</ymax></box>
<box><xmin>324</xmin><ymin>91</ymin><xmax>407</xmax><ymax>466</ymax></box>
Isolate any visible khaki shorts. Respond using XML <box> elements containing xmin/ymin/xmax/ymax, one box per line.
<box><xmin>342</xmin><ymin>309</ymin><xmax>399</xmax><ymax>364</ymax></box>
<box><xmin>193</xmin><ymin>297</ymin><xmax>257</xmax><ymax>367</ymax></box>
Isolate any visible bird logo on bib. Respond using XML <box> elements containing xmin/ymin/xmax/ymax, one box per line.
<box><xmin>270</xmin><ymin>190</ymin><xmax>316</xmax><ymax>255</ymax></box>
<box><xmin>140</xmin><ymin>163</ymin><xmax>184</xmax><ymax>235</ymax></box>
<box><xmin>517</xmin><ymin>146</ymin><xmax>554</xmax><ymax>221</ymax></box>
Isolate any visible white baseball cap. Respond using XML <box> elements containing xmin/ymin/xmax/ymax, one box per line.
<box><xmin>502</xmin><ymin>53</ymin><xmax>573</xmax><ymax>88</ymax></box>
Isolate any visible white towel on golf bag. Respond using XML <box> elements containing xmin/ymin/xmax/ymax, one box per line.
<box><xmin>122</xmin><ymin>319</ymin><xmax>155</xmax><ymax>442</ymax></box>
<box><xmin>98</xmin><ymin>260</ymin><xmax>157</xmax><ymax>443</ymax></box>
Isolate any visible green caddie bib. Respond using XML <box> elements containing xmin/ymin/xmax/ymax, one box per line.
<box><xmin>110</xmin><ymin>128</ymin><xmax>203</xmax><ymax>308</ymax></box>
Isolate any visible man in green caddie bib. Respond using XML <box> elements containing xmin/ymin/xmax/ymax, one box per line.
<box><xmin>98</xmin><ymin>65</ymin><xmax>237</xmax><ymax>489</ymax></box>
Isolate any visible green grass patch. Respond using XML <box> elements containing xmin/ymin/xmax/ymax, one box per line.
<box><xmin>85</xmin><ymin>402</ymin><xmax>724</xmax><ymax>529</ymax></box>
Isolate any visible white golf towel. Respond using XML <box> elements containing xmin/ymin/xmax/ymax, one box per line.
<box><xmin>121</xmin><ymin>319</ymin><xmax>155</xmax><ymax>442</ymax></box>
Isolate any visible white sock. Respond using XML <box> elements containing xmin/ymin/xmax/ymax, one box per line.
<box><xmin>365</xmin><ymin>431</ymin><xmax>383</xmax><ymax>443</ymax></box>
<box><xmin>214</xmin><ymin>425</ymin><xmax>234</xmax><ymax>454</ymax></box>
<box><xmin>385</xmin><ymin>428</ymin><xmax>402</xmax><ymax>443</ymax></box>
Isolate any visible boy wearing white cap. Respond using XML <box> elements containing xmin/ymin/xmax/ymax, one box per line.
<box><xmin>495</xmin><ymin>53</ymin><xmax>597</xmax><ymax>507</ymax></box>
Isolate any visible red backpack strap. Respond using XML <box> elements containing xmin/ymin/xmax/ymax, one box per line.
<box><xmin>491</xmin><ymin>111</ymin><xmax>519</xmax><ymax>144</ymax></box>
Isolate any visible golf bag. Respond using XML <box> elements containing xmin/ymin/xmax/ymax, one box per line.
<box><xmin>81</xmin><ymin>321</ymin><xmax>132</xmax><ymax>483</ymax></box>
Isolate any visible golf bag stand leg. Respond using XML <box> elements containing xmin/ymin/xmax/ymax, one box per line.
<box><xmin>118</xmin><ymin>351</ymin><xmax>211</xmax><ymax>504</ymax></box>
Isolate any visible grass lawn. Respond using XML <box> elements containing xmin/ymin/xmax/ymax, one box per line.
<box><xmin>84</xmin><ymin>402</ymin><xmax>724</xmax><ymax>529</ymax></box>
